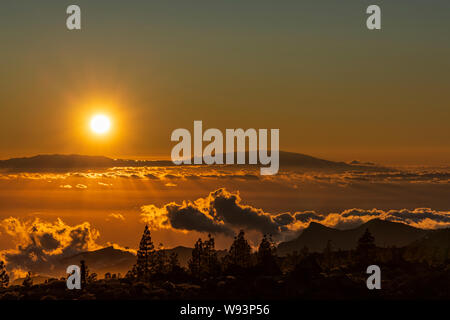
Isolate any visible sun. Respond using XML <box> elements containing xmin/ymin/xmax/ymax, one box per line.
<box><xmin>90</xmin><ymin>114</ymin><xmax>111</xmax><ymax>134</ymax></box>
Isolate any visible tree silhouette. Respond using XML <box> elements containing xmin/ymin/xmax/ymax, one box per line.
<box><xmin>356</xmin><ymin>228</ymin><xmax>376</xmax><ymax>264</ymax></box>
<box><xmin>169</xmin><ymin>252</ymin><xmax>180</xmax><ymax>271</ymax></box>
<box><xmin>225</xmin><ymin>230</ymin><xmax>253</xmax><ymax>270</ymax></box>
<box><xmin>188</xmin><ymin>238</ymin><xmax>203</xmax><ymax>276</ymax></box>
<box><xmin>22</xmin><ymin>271</ymin><xmax>33</xmax><ymax>287</ymax></box>
<box><xmin>168</xmin><ymin>252</ymin><xmax>180</xmax><ymax>272</ymax></box>
<box><xmin>80</xmin><ymin>260</ymin><xmax>97</xmax><ymax>285</ymax></box>
<box><xmin>257</xmin><ymin>234</ymin><xmax>276</xmax><ymax>262</ymax></box>
<box><xmin>125</xmin><ymin>266</ymin><xmax>137</xmax><ymax>279</ymax></box>
<box><xmin>204</xmin><ymin>234</ymin><xmax>220</xmax><ymax>276</ymax></box>
<box><xmin>0</xmin><ymin>261</ymin><xmax>9</xmax><ymax>288</ymax></box>
<box><xmin>80</xmin><ymin>260</ymin><xmax>87</xmax><ymax>288</ymax></box>
<box><xmin>154</xmin><ymin>243</ymin><xmax>168</xmax><ymax>275</ymax></box>
<box><xmin>357</xmin><ymin>229</ymin><xmax>376</xmax><ymax>251</ymax></box>
<box><xmin>134</xmin><ymin>225</ymin><xmax>155</xmax><ymax>280</ymax></box>
<box><xmin>257</xmin><ymin>234</ymin><xmax>280</xmax><ymax>275</ymax></box>
<box><xmin>188</xmin><ymin>234</ymin><xmax>220</xmax><ymax>277</ymax></box>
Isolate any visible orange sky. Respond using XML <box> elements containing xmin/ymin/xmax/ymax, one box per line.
<box><xmin>0</xmin><ymin>1</ymin><xmax>449</xmax><ymax>164</ymax></box>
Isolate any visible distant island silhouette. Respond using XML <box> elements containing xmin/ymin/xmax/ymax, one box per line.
<box><xmin>0</xmin><ymin>152</ymin><xmax>389</xmax><ymax>172</ymax></box>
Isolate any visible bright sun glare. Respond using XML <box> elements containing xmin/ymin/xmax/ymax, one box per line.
<box><xmin>90</xmin><ymin>114</ymin><xmax>111</xmax><ymax>134</ymax></box>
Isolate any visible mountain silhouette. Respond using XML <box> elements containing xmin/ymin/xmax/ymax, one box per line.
<box><xmin>192</xmin><ymin>150</ymin><xmax>389</xmax><ymax>171</ymax></box>
<box><xmin>60</xmin><ymin>245</ymin><xmax>227</xmax><ymax>277</ymax></box>
<box><xmin>0</xmin><ymin>152</ymin><xmax>387</xmax><ymax>172</ymax></box>
<box><xmin>277</xmin><ymin>219</ymin><xmax>428</xmax><ymax>255</ymax></box>
<box><xmin>0</xmin><ymin>154</ymin><xmax>173</xmax><ymax>172</ymax></box>
<box><xmin>404</xmin><ymin>228</ymin><xmax>450</xmax><ymax>263</ymax></box>
<box><xmin>60</xmin><ymin>246</ymin><xmax>136</xmax><ymax>277</ymax></box>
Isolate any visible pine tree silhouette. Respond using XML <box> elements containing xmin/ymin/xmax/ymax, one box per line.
<box><xmin>357</xmin><ymin>228</ymin><xmax>376</xmax><ymax>251</ymax></box>
<box><xmin>227</xmin><ymin>230</ymin><xmax>252</xmax><ymax>269</ymax></box>
<box><xmin>188</xmin><ymin>238</ymin><xmax>202</xmax><ymax>276</ymax></box>
<box><xmin>135</xmin><ymin>225</ymin><xmax>155</xmax><ymax>280</ymax></box>
<box><xmin>356</xmin><ymin>228</ymin><xmax>376</xmax><ymax>264</ymax></box>
<box><xmin>257</xmin><ymin>234</ymin><xmax>280</xmax><ymax>275</ymax></box>
<box><xmin>257</xmin><ymin>234</ymin><xmax>276</xmax><ymax>263</ymax></box>
<box><xmin>204</xmin><ymin>234</ymin><xmax>220</xmax><ymax>276</ymax></box>
<box><xmin>188</xmin><ymin>234</ymin><xmax>220</xmax><ymax>277</ymax></box>
<box><xmin>0</xmin><ymin>261</ymin><xmax>9</xmax><ymax>288</ymax></box>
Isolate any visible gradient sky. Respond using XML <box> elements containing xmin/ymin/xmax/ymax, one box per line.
<box><xmin>1</xmin><ymin>0</ymin><xmax>449</xmax><ymax>164</ymax></box>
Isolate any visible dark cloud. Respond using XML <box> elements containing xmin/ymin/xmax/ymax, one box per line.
<box><xmin>208</xmin><ymin>189</ymin><xmax>281</xmax><ymax>234</ymax></box>
<box><xmin>294</xmin><ymin>211</ymin><xmax>325</xmax><ymax>222</ymax></box>
<box><xmin>141</xmin><ymin>188</ymin><xmax>293</xmax><ymax>237</ymax></box>
<box><xmin>273</xmin><ymin>213</ymin><xmax>295</xmax><ymax>226</ymax></box>
<box><xmin>341</xmin><ymin>208</ymin><xmax>383</xmax><ymax>217</ymax></box>
<box><xmin>141</xmin><ymin>189</ymin><xmax>450</xmax><ymax>237</ymax></box>
<box><xmin>385</xmin><ymin>208</ymin><xmax>450</xmax><ymax>224</ymax></box>
<box><xmin>166</xmin><ymin>203</ymin><xmax>233</xmax><ymax>236</ymax></box>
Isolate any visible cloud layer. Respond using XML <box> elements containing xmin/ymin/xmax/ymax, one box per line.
<box><xmin>0</xmin><ymin>218</ymin><xmax>102</xmax><ymax>278</ymax></box>
<box><xmin>141</xmin><ymin>188</ymin><xmax>450</xmax><ymax>238</ymax></box>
